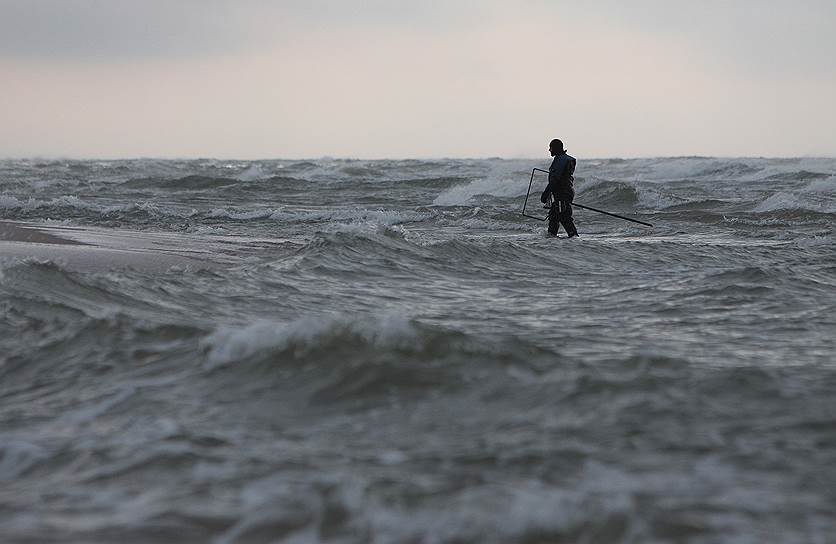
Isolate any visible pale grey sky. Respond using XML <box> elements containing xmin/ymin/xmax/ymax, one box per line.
<box><xmin>1</xmin><ymin>0</ymin><xmax>834</xmax><ymax>158</ymax></box>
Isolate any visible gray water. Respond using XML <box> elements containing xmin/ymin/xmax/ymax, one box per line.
<box><xmin>1</xmin><ymin>157</ymin><xmax>835</xmax><ymax>543</ymax></box>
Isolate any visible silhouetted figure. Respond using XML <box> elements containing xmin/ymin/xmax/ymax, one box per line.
<box><xmin>541</xmin><ymin>139</ymin><xmax>578</xmax><ymax>237</ymax></box>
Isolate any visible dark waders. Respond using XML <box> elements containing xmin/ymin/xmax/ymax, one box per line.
<box><xmin>548</xmin><ymin>199</ymin><xmax>578</xmax><ymax>237</ymax></box>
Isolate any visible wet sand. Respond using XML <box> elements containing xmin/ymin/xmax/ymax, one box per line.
<box><xmin>0</xmin><ymin>221</ymin><xmax>220</xmax><ymax>272</ymax></box>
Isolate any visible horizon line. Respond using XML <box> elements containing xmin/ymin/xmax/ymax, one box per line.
<box><xmin>2</xmin><ymin>154</ymin><xmax>835</xmax><ymax>162</ymax></box>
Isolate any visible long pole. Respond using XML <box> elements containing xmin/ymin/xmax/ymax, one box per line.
<box><xmin>521</xmin><ymin>168</ymin><xmax>537</xmax><ymax>217</ymax></box>
<box><xmin>521</xmin><ymin>168</ymin><xmax>549</xmax><ymax>220</ymax></box>
<box><xmin>571</xmin><ymin>202</ymin><xmax>654</xmax><ymax>227</ymax></box>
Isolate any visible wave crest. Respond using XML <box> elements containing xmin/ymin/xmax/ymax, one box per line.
<box><xmin>201</xmin><ymin>314</ymin><xmax>422</xmax><ymax>369</ymax></box>
<box><xmin>199</xmin><ymin>314</ymin><xmax>555</xmax><ymax>405</ymax></box>
<box><xmin>753</xmin><ymin>192</ymin><xmax>836</xmax><ymax>214</ymax></box>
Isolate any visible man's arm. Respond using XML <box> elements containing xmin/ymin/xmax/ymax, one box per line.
<box><xmin>541</xmin><ymin>156</ymin><xmax>565</xmax><ymax>203</ymax></box>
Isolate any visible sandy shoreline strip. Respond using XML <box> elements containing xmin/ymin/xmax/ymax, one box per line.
<box><xmin>0</xmin><ymin>221</ymin><xmax>88</xmax><ymax>245</ymax></box>
<box><xmin>0</xmin><ymin>221</ymin><xmax>219</xmax><ymax>272</ymax></box>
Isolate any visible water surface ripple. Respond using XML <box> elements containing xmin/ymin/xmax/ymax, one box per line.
<box><xmin>1</xmin><ymin>157</ymin><xmax>835</xmax><ymax>542</ymax></box>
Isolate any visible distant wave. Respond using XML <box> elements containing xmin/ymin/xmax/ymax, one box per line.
<box><xmin>121</xmin><ymin>174</ymin><xmax>308</xmax><ymax>191</ymax></box>
<box><xmin>753</xmin><ymin>191</ymin><xmax>836</xmax><ymax>214</ymax></box>
<box><xmin>0</xmin><ymin>195</ymin><xmax>195</xmax><ymax>223</ymax></box>
<box><xmin>0</xmin><ymin>195</ymin><xmax>432</xmax><ymax>227</ymax></box>
<box><xmin>432</xmin><ymin>176</ymin><xmax>530</xmax><ymax>206</ymax></box>
<box><xmin>576</xmin><ymin>179</ymin><xmax>684</xmax><ymax>209</ymax></box>
<box><xmin>338</xmin><ymin>165</ymin><xmax>385</xmax><ymax>177</ymax></box>
<box><xmin>123</xmin><ymin>175</ymin><xmax>239</xmax><ymax>190</ymax></box>
<box><xmin>762</xmin><ymin>170</ymin><xmax>833</xmax><ymax>181</ymax></box>
<box><xmin>236</xmin><ymin>164</ymin><xmax>269</xmax><ymax>181</ymax></box>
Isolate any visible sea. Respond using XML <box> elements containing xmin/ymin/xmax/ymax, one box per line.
<box><xmin>1</xmin><ymin>156</ymin><xmax>835</xmax><ymax>543</ymax></box>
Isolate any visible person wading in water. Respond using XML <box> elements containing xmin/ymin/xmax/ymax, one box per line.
<box><xmin>540</xmin><ymin>138</ymin><xmax>579</xmax><ymax>237</ymax></box>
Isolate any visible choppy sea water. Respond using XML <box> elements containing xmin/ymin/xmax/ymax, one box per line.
<box><xmin>1</xmin><ymin>157</ymin><xmax>835</xmax><ymax>543</ymax></box>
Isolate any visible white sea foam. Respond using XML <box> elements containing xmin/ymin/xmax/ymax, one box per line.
<box><xmin>639</xmin><ymin>157</ymin><xmax>721</xmax><ymax>181</ymax></box>
<box><xmin>0</xmin><ymin>195</ymin><xmax>94</xmax><ymax>211</ymax></box>
<box><xmin>722</xmin><ymin>216</ymin><xmax>788</xmax><ymax>226</ymax></box>
<box><xmin>433</xmin><ymin>174</ymin><xmax>529</xmax><ymax>206</ymax></box>
<box><xmin>635</xmin><ymin>186</ymin><xmax>683</xmax><ymax>209</ymax></box>
<box><xmin>207</xmin><ymin>208</ymin><xmax>278</xmax><ymax>220</ymax></box>
<box><xmin>0</xmin><ymin>195</ymin><xmax>195</xmax><ymax>218</ymax></box>
<box><xmin>268</xmin><ymin>208</ymin><xmax>430</xmax><ymax>226</ymax></box>
<box><xmin>458</xmin><ymin>218</ymin><xmax>536</xmax><ymax>231</ymax></box>
<box><xmin>592</xmin><ymin>156</ymin><xmax>835</xmax><ymax>184</ymax></box>
<box><xmin>236</xmin><ymin>164</ymin><xmax>269</xmax><ymax>181</ymax></box>
<box><xmin>754</xmin><ymin>193</ymin><xmax>797</xmax><ymax>213</ymax></box>
<box><xmin>749</xmin><ymin>158</ymin><xmax>836</xmax><ymax>182</ymax></box>
<box><xmin>800</xmin><ymin>176</ymin><xmax>836</xmax><ymax>194</ymax></box>
<box><xmin>754</xmin><ymin>192</ymin><xmax>836</xmax><ymax>213</ymax></box>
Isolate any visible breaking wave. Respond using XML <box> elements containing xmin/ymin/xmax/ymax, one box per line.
<box><xmin>753</xmin><ymin>191</ymin><xmax>836</xmax><ymax>214</ymax></box>
<box><xmin>198</xmin><ymin>313</ymin><xmax>558</xmax><ymax>408</ymax></box>
<box><xmin>576</xmin><ymin>179</ymin><xmax>684</xmax><ymax>209</ymax></box>
<box><xmin>0</xmin><ymin>195</ymin><xmax>195</xmax><ymax>222</ymax></box>
<box><xmin>432</xmin><ymin>176</ymin><xmax>527</xmax><ymax>206</ymax></box>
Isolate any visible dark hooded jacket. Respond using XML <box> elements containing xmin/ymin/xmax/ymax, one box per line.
<box><xmin>542</xmin><ymin>152</ymin><xmax>576</xmax><ymax>201</ymax></box>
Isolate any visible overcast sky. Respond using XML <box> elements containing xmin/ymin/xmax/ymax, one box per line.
<box><xmin>1</xmin><ymin>0</ymin><xmax>834</xmax><ymax>159</ymax></box>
